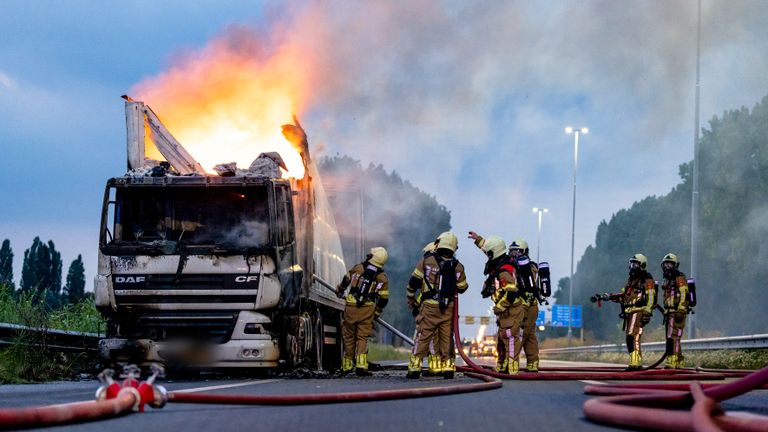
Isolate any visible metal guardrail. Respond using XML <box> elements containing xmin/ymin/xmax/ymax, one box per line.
<box><xmin>0</xmin><ymin>322</ymin><xmax>103</xmax><ymax>351</ymax></box>
<box><xmin>541</xmin><ymin>334</ymin><xmax>768</xmax><ymax>354</ymax></box>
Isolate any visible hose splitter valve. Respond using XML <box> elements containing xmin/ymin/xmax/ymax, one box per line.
<box><xmin>95</xmin><ymin>364</ymin><xmax>168</xmax><ymax>412</ymax></box>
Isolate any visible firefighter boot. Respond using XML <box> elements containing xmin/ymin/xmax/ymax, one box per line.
<box><xmin>406</xmin><ymin>355</ymin><xmax>422</xmax><ymax>379</ymax></box>
<box><xmin>424</xmin><ymin>354</ymin><xmax>440</xmax><ymax>377</ymax></box>
<box><xmin>341</xmin><ymin>357</ymin><xmax>354</xmax><ymax>376</ymax></box>
<box><xmin>509</xmin><ymin>359</ymin><xmax>520</xmax><ymax>375</ymax></box>
<box><xmin>676</xmin><ymin>354</ymin><xmax>685</xmax><ymax>369</ymax></box>
<box><xmin>627</xmin><ymin>351</ymin><xmax>643</xmax><ymax>370</ymax></box>
<box><xmin>495</xmin><ymin>357</ymin><xmax>508</xmax><ymax>374</ymax></box>
<box><xmin>665</xmin><ymin>354</ymin><xmax>677</xmax><ymax>370</ymax></box>
<box><xmin>442</xmin><ymin>358</ymin><xmax>455</xmax><ymax>379</ymax></box>
<box><xmin>355</xmin><ymin>353</ymin><xmax>372</xmax><ymax>376</ymax></box>
<box><xmin>526</xmin><ymin>360</ymin><xmax>539</xmax><ymax>373</ymax></box>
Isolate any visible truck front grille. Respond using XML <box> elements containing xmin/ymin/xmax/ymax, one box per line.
<box><xmin>113</xmin><ymin>274</ymin><xmax>259</xmax><ymax>309</ymax></box>
<box><xmin>115</xmin><ymin>311</ymin><xmax>238</xmax><ymax>342</ymax></box>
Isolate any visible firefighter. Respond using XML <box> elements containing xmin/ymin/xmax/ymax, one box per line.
<box><xmin>619</xmin><ymin>253</ymin><xmax>656</xmax><ymax>370</ymax></box>
<box><xmin>509</xmin><ymin>239</ymin><xmax>540</xmax><ymax>372</ymax></box>
<box><xmin>468</xmin><ymin>231</ymin><xmax>527</xmax><ymax>374</ymax></box>
<box><xmin>660</xmin><ymin>253</ymin><xmax>689</xmax><ymax>369</ymax></box>
<box><xmin>406</xmin><ymin>232</ymin><xmax>468</xmax><ymax>379</ymax></box>
<box><xmin>335</xmin><ymin>247</ymin><xmax>389</xmax><ymax>376</ymax></box>
<box><xmin>410</xmin><ymin>240</ymin><xmax>441</xmax><ymax>376</ymax></box>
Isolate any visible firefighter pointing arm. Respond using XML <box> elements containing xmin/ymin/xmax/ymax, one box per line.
<box><xmin>468</xmin><ymin>231</ymin><xmax>528</xmax><ymax>374</ymax></box>
<box><xmin>335</xmin><ymin>247</ymin><xmax>389</xmax><ymax>376</ymax></box>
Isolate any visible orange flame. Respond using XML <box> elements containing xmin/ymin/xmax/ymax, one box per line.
<box><xmin>132</xmin><ymin>27</ymin><xmax>311</xmax><ymax>178</ymax></box>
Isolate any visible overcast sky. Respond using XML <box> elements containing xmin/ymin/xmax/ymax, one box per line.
<box><xmin>1</xmin><ymin>0</ymin><xmax>767</xmax><ymax>323</ymax></box>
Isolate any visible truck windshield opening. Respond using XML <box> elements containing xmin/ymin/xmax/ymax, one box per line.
<box><xmin>107</xmin><ymin>186</ymin><xmax>270</xmax><ymax>253</ymax></box>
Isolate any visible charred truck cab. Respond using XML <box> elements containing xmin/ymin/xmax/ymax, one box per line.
<box><xmin>95</xmin><ymin>99</ymin><xmax>346</xmax><ymax>370</ymax></box>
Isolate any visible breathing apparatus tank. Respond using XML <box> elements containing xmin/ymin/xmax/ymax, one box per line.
<box><xmin>687</xmin><ymin>278</ymin><xmax>697</xmax><ymax>309</ymax></box>
<box><xmin>538</xmin><ymin>262</ymin><xmax>552</xmax><ymax>297</ymax></box>
<box><xmin>514</xmin><ymin>255</ymin><xmax>536</xmax><ymax>296</ymax></box>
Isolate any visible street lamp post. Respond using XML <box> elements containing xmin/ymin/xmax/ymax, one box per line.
<box><xmin>565</xmin><ymin>126</ymin><xmax>588</xmax><ymax>344</ymax></box>
<box><xmin>531</xmin><ymin>207</ymin><xmax>548</xmax><ymax>263</ymax></box>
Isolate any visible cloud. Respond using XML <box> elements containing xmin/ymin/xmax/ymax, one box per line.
<box><xmin>0</xmin><ymin>70</ymin><xmax>16</xmax><ymax>89</ymax></box>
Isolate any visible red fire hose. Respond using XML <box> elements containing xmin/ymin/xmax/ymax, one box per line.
<box><xmin>168</xmin><ymin>371</ymin><xmax>500</xmax><ymax>406</ymax></box>
<box><xmin>582</xmin><ymin>362</ymin><xmax>768</xmax><ymax>430</ymax></box>
<box><xmin>0</xmin><ymin>393</ymin><xmax>136</xmax><ymax>430</ymax></box>
<box><xmin>584</xmin><ymin>381</ymin><xmax>768</xmax><ymax>396</ymax></box>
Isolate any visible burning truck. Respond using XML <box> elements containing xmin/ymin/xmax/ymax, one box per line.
<box><xmin>94</xmin><ymin>97</ymin><xmax>347</xmax><ymax>370</ymax></box>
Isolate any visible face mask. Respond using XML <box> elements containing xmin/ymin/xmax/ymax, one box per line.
<box><xmin>662</xmin><ymin>262</ymin><xmax>675</xmax><ymax>277</ymax></box>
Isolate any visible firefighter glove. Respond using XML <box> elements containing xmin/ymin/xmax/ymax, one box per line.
<box><xmin>374</xmin><ymin>308</ymin><xmax>382</xmax><ymax>319</ymax></box>
<box><xmin>481</xmin><ymin>281</ymin><xmax>494</xmax><ymax>298</ymax></box>
<box><xmin>335</xmin><ymin>288</ymin><xmax>345</xmax><ymax>299</ymax></box>
<box><xmin>411</xmin><ymin>307</ymin><xmax>419</xmax><ymax>318</ymax></box>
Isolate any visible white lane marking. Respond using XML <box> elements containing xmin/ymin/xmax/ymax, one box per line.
<box><xmin>580</xmin><ymin>380</ymin><xmax>608</xmax><ymax>385</ymax></box>
<box><xmin>173</xmin><ymin>379</ymin><xmax>282</xmax><ymax>393</ymax></box>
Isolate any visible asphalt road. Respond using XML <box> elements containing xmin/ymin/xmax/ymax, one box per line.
<box><xmin>1</xmin><ymin>360</ymin><xmax>766</xmax><ymax>432</ymax></box>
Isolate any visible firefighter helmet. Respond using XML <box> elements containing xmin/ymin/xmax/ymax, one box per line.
<box><xmin>629</xmin><ymin>253</ymin><xmax>648</xmax><ymax>270</ymax></box>
<box><xmin>509</xmin><ymin>239</ymin><xmax>529</xmax><ymax>255</ymax></box>
<box><xmin>661</xmin><ymin>253</ymin><xmax>679</xmax><ymax>268</ymax></box>
<box><xmin>436</xmin><ymin>231</ymin><xmax>458</xmax><ymax>252</ymax></box>
<box><xmin>369</xmin><ymin>247</ymin><xmax>388</xmax><ymax>268</ymax></box>
<box><xmin>482</xmin><ymin>236</ymin><xmax>507</xmax><ymax>260</ymax></box>
<box><xmin>422</xmin><ymin>241</ymin><xmax>437</xmax><ymax>254</ymax></box>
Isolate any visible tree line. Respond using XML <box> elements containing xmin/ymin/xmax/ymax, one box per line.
<box><xmin>560</xmin><ymin>94</ymin><xmax>768</xmax><ymax>341</ymax></box>
<box><xmin>0</xmin><ymin>237</ymin><xmax>88</xmax><ymax>309</ymax></box>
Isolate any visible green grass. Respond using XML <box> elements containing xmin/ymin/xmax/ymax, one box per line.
<box><xmin>0</xmin><ymin>288</ymin><xmax>104</xmax><ymax>383</ymax></box>
<box><xmin>543</xmin><ymin>349</ymin><xmax>768</xmax><ymax>370</ymax></box>
<box><xmin>368</xmin><ymin>343</ymin><xmax>410</xmax><ymax>361</ymax></box>
<box><xmin>49</xmin><ymin>299</ymin><xmax>104</xmax><ymax>334</ymax></box>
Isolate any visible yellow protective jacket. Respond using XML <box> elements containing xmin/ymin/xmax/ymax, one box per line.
<box><xmin>490</xmin><ymin>265</ymin><xmax>525</xmax><ymax>314</ymax></box>
<box><xmin>407</xmin><ymin>253</ymin><xmax>468</xmax><ymax>307</ymax></box>
<box><xmin>621</xmin><ymin>274</ymin><xmax>655</xmax><ymax>314</ymax></box>
<box><xmin>662</xmin><ymin>271</ymin><xmax>689</xmax><ymax>313</ymax></box>
<box><xmin>337</xmin><ymin>262</ymin><xmax>389</xmax><ymax>313</ymax></box>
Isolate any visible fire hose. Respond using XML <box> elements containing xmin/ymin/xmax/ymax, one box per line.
<box><xmin>0</xmin><ymin>365</ymin><xmax>500</xmax><ymax>430</ymax></box>
<box><xmin>445</xmin><ymin>294</ymin><xmax>768</xmax><ymax>430</ymax></box>
<box><xmin>581</xmin><ymin>366</ymin><xmax>768</xmax><ymax>431</ymax></box>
